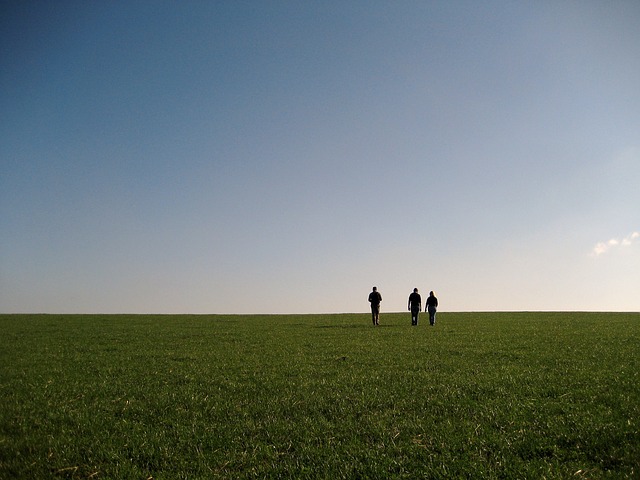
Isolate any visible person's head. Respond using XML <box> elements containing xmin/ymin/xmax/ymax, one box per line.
<box><xmin>413</xmin><ymin>288</ymin><xmax>418</xmax><ymax>293</ymax></box>
<box><xmin>430</xmin><ymin>291</ymin><xmax>434</xmax><ymax>296</ymax></box>
<box><xmin>372</xmin><ymin>286</ymin><xmax>377</xmax><ymax>291</ymax></box>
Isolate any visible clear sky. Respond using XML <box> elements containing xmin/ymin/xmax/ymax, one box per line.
<box><xmin>1</xmin><ymin>1</ymin><xmax>639</xmax><ymax>314</ymax></box>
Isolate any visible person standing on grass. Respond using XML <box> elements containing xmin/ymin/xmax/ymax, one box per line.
<box><xmin>426</xmin><ymin>291</ymin><xmax>438</xmax><ymax>326</ymax></box>
<box><xmin>368</xmin><ymin>286</ymin><xmax>382</xmax><ymax>326</ymax></box>
<box><xmin>408</xmin><ymin>288</ymin><xmax>421</xmax><ymax>326</ymax></box>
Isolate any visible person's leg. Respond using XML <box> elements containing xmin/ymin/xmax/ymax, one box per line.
<box><xmin>412</xmin><ymin>308</ymin><xmax>420</xmax><ymax>325</ymax></box>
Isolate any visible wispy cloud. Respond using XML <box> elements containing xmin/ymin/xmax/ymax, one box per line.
<box><xmin>591</xmin><ymin>232</ymin><xmax>640</xmax><ymax>256</ymax></box>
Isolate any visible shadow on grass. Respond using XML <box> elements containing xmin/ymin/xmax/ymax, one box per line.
<box><xmin>314</xmin><ymin>324</ymin><xmax>399</xmax><ymax>329</ymax></box>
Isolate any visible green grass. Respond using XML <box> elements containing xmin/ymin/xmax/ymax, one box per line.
<box><xmin>1</xmin><ymin>312</ymin><xmax>638</xmax><ymax>479</ymax></box>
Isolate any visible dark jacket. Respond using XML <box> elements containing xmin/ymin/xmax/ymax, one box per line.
<box><xmin>368</xmin><ymin>291</ymin><xmax>382</xmax><ymax>306</ymax></box>
<box><xmin>426</xmin><ymin>295</ymin><xmax>438</xmax><ymax>309</ymax></box>
<box><xmin>408</xmin><ymin>292</ymin><xmax>421</xmax><ymax>311</ymax></box>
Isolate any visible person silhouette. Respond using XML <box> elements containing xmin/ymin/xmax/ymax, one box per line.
<box><xmin>408</xmin><ymin>288</ymin><xmax>421</xmax><ymax>326</ymax></box>
<box><xmin>425</xmin><ymin>291</ymin><xmax>438</xmax><ymax>326</ymax></box>
<box><xmin>368</xmin><ymin>286</ymin><xmax>382</xmax><ymax>326</ymax></box>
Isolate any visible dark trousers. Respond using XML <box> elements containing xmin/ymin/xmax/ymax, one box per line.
<box><xmin>371</xmin><ymin>305</ymin><xmax>380</xmax><ymax>325</ymax></box>
<box><xmin>428</xmin><ymin>306</ymin><xmax>437</xmax><ymax>325</ymax></box>
<box><xmin>411</xmin><ymin>308</ymin><xmax>420</xmax><ymax>326</ymax></box>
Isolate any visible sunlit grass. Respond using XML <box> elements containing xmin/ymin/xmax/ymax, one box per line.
<box><xmin>1</xmin><ymin>312</ymin><xmax>638</xmax><ymax>478</ymax></box>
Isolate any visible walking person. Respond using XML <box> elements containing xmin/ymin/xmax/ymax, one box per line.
<box><xmin>426</xmin><ymin>291</ymin><xmax>438</xmax><ymax>326</ymax></box>
<box><xmin>368</xmin><ymin>286</ymin><xmax>382</xmax><ymax>326</ymax></box>
<box><xmin>408</xmin><ymin>288</ymin><xmax>421</xmax><ymax>326</ymax></box>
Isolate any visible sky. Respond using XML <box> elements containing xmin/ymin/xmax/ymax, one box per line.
<box><xmin>1</xmin><ymin>1</ymin><xmax>639</xmax><ymax>314</ymax></box>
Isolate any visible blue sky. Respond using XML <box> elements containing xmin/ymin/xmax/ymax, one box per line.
<box><xmin>1</xmin><ymin>1</ymin><xmax>639</xmax><ymax>314</ymax></box>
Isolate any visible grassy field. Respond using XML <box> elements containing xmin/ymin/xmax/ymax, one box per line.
<box><xmin>0</xmin><ymin>312</ymin><xmax>638</xmax><ymax>479</ymax></box>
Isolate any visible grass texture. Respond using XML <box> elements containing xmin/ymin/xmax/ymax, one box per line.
<box><xmin>1</xmin><ymin>312</ymin><xmax>638</xmax><ymax>479</ymax></box>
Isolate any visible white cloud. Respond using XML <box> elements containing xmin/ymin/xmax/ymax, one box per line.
<box><xmin>622</xmin><ymin>231</ymin><xmax>640</xmax><ymax>246</ymax></box>
<box><xmin>591</xmin><ymin>231</ymin><xmax>640</xmax><ymax>256</ymax></box>
<box><xmin>592</xmin><ymin>242</ymin><xmax>609</xmax><ymax>256</ymax></box>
